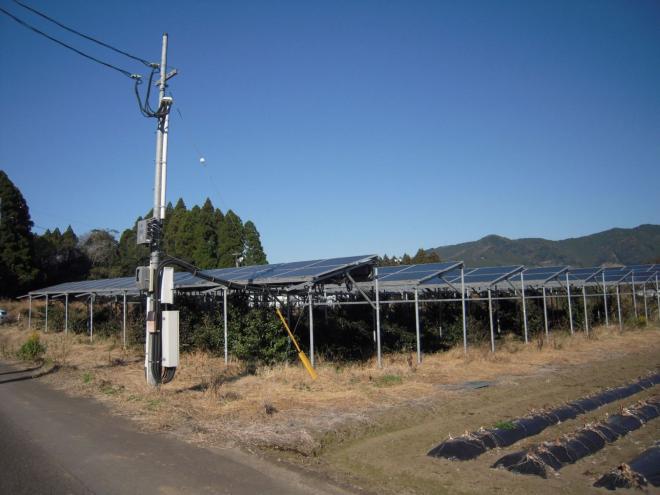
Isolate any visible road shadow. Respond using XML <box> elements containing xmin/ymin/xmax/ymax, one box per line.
<box><xmin>0</xmin><ymin>365</ymin><xmax>61</xmax><ymax>385</ymax></box>
<box><xmin>0</xmin><ymin>364</ymin><xmax>44</xmax><ymax>376</ymax></box>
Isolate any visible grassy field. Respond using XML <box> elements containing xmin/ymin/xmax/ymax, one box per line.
<box><xmin>1</xmin><ymin>308</ymin><xmax>659</xmax><ymax>494</ymax></box>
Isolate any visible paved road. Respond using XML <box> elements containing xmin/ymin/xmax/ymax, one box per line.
<box><xmin>0</xmin><ymin>362</ymin><xmax>349</xmax><ymax>495</ymax></box>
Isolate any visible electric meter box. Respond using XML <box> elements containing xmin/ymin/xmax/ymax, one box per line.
<box><xmin>136</xmin><ymin>219</ymin><xmax>150</xmax><ymax>245</ymax></box>
<box><xmin>161</xmin><ymin>310</ymin><xmax>179</xmax><ymax>368</ymax></box>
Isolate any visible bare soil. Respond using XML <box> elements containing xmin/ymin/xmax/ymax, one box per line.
<box><xmin>1</xmin><ymin>311</ymin><xmax>659</xmax><ymax>494</ymax></box>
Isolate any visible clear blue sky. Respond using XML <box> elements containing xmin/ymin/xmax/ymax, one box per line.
<box><xmin>1</xmin><ymin>0</ymin><xmax>659</xmax><ymax>263</ymax></box>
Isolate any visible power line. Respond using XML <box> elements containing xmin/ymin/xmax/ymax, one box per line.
<box><xmin>11</xmin><ymin>0</ymin><xmax>154</xmax><ymax>68</ymax></box>
<box><xmin>0</xmin><ymin>5</ymin><xmax>138</xmax><ymax>79</ymax></box>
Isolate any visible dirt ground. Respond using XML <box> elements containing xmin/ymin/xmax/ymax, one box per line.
<box><xmin>1</xmin><ymin>314</ymin><xmax>659</xmax><ymax>494</ymax></box>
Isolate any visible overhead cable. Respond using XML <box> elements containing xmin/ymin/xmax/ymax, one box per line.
<box><xmin>11</xmin><ymin>0</ymin><xmax>154</xmax><ymax>67</ymax></box>
<box><xmin>0</xmin><ymin>5</ymin><xmax>138</xmax><ymax>79</ymax></box>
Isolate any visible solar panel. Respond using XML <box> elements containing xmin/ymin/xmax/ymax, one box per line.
<box><xmin>521</xmin><ymin>266</ymin><xmax>568</xmax><ymax>281</ymax></box>
<box><xmin>625</xmin><ymin>264</ymin><xmax>656</xmax><ymax>272</ymax></box>
<box><xmin>566</xmin><ymin>267</ymin><xmax>603</xmax><ymax>282</ymax></box>
<box><xmin>377</xmin><ymin>262</ymin><xmax>462</xmax><ymax>284</ymax></box>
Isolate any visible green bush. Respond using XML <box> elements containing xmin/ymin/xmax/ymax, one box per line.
<box><xmin>232</xmin><ymin>307</ymin><xmax>293</xmax><ymax>364</ymax></box>
<box><xmin>17</xmin><ymin>332</ymin><xmax>46</xmax><ymax>361</ymax></box>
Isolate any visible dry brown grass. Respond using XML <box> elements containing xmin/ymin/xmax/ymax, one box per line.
<box><xmin>1</xmin><ymin>314</ymin><xmax>659</xmax><ymax>457</ymax></box>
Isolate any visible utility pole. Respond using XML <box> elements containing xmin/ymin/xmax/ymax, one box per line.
<box><xmin>146</xmin><ymin>33</ymin><xmax>174</xmax><ymax>386</ymax></box>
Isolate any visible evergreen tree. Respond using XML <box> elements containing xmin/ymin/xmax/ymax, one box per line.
<box><xmin>0</xmin><ymin>170</ymin><xmax>37</xmax><ymax>296</ymax></box>
<box><xmin>116</xmin><ymin>220</ymin><xmax>149</xmax><ymax>276</ymax></box>
<box><xmin>218</xmin><ymin>210</ymin><xmax>245</xmax><ymax>267</ymax></box>
<box><xmin>191</xmin><ymin>198</ymin><xmax>219</xmax><ymax>268</ymax></box>
<box><xmin>243</xmin><ymin>220</ymin><xmax>267</xmax><ymax>265</ymax></box>
<box><xmin>80</xmin><ymin>229</ymin><xmax>120</xmax><ymax>279</ymax></box>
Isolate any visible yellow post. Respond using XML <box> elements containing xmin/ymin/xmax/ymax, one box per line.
<box><xmin>276</xmin><ymin>308</ymin><xmax>318</xmax><ymax>380</ymax></box>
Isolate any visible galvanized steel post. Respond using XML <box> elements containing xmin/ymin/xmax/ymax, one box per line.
<box><xmin>631</xmin><ymin>275</ymin><xmax>638</xmax><ymax>318</ymax></box>
<box><xmin>602</xmin><ymin>272</ymin><xmax>609</xmax><ymax>326</ymax></box>
<box><xmin>488</xmin><ymin>288</ymin><xmax>495</xmax><ymax>353</ymax></box>
<box><xmin>223</xmin><ymin>288</ymin><xmax>228</xmax><ymax>365</ymax></box>
<box><xmin>45</xmin><ymin>294</ymin><xmax>48</xmax><ymax>333</ymax></box>
<box><xmin>308</xmin><ymin>287</ymin><xmax>315</xmax><ymax>368</ymax></box>
<box><xmin>566</xmin><ymin>272</ymin><xmax>574</xmax><ymax>334</ymax></box>
<box><xmin>582</xmin><ymin>285</ymin><xmax>589</xmax><ymax>335</ymax></box>
<box><xmin>520</xmin><ymin>271</ymin><xmax>528</xmax><ymax>344</ymax></box>
<box><xmin>616</xmin><ymin>284</ymin><xmax>623</xmax><ymax>331</ymax></box>
<box><xmin>643</xmin><ymin>282</ymin><xmax>648</xmax><ymax>321</ymax></box>
<box><xmin>375</xmin><ymin>267</ymin><xmax>382</xmax><ymax>368</ymax></box>
<box><xmin>122</xmin><ymin>292</ymin><xmax>127</xmax><ymax>348</ymax></box>
<box><xmin>542</xmin><ymin>286</ymin><xmax>549</xmax><ymax>337</ymax></box>
<box><xmin>461</xmin><ymin>266</ymin><xmax>467</xmax><ymax>354</ymax></box>
<box><xmin>89</xmin><ymin>295</ymin><xmax>94</xmax><ymax>342</ymax></box>
<box><xmin>28</xmin><ymin>295</ymin><xmax>32</xmax><ymax>330</ymax></box>
<box><xmin>414</xmin><ymin>287</ymin><xmax>421</xmax><ymax>364</ymax></box>
<box><xmin>656</xmin><ymin>274</ymin><xmax>659</xmax><ymax>321</ymax></box>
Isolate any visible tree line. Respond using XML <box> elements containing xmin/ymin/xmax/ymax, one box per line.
<box><xmin>0</xmin><ymin>170</ymin><xmax>267</xmax><ymax>298</ymax></box>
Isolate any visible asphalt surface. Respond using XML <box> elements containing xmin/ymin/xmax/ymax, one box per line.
<box><xmin>0</xmin><ymin>362</ymin><xmax>348</xmax><ymax>495</ymax></box>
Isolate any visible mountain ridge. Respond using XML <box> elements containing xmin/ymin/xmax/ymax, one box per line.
<box><xmin>429</xmin><ymin>224</ymin><xmax>660</xmax><ymax>267</ymax></box>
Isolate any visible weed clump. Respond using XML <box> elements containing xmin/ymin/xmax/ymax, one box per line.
<box><xmin>17</xmin><ymin>332</ymin><xmax>46</xmax><ymax>361</ymax></box>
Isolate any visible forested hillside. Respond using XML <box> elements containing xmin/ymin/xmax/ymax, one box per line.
<box><xmin>429</xmin><ymin>225</ymin><xmax>660</xmax><ymax>267</ymax></box>
<box><xmin>0</xmin><ymin>170</ymin><xmax>266</xmax><ymax>297</ymax></box>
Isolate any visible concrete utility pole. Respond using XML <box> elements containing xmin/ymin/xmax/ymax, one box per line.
<box><xmin>146</xmin><ymin>33</ymin><xmax>173</xmax><ymax>387</ymax></box>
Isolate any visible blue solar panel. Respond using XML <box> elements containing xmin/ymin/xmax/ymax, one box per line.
<box><xmin>566</xmin><ymin>268</ymin><xmax>602</xmax><ymax>282</ymax></box>
<box><xmin>377</xmin><ymin>262</ymin><xmax>461</xmax><ymax>284</ymax></box>
<box><xmin>30</xmin><ymin>255</ymin><xmax>377</xmax><ymax>294</ymax></box>
<box><xmin>521</xmin><ymin>266</ymin><xmax>568</xmax><ymax>281</ymax></box>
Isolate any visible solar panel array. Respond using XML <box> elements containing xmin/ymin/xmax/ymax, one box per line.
<box><xmin>28</xmin><ymin>255</ymin><xmax>377</xmax><ymax>296</ymax></box>
<box><xmin>27</xmin><ymin>258</ymin><xmax>660</xmax><ymax>297</ymax></box>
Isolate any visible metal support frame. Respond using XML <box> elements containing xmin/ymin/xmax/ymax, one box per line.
<box><xmin>461</xmin><ymin>266</ymin><xmax>467</xmax><ymax>354</ymax></box>
<box><xmin>616</xmin><ymin>284</ymin><xmax>623</xmax><ymax>331</ymax></box>
<box><xmin>308</xmin><ymin>287</ymin><xmax>315</xmax><ymax>367</ymax></box>
<box><xmin>582</xmin><ymin>285</ymin><xmax>589</xmax><ymax>335</ymax></box>
<box><xmin>346</xmin><ymin>272</ymin><xmax>376</xmax><ymax>309</ymax></box>
<box><xmin>643</xmin><ymin>282</ymin><xmax>648</xmax><ymax>321</ymax></box>
<box><xmin>602</xmin><ymin>272</ymin><xmax>609</xmax><ymax>326</ymax></box>
<box><xmin>566</xmin><ymin>272</ymin><xmax>574</xmax><ymax>334</ymax></box>
<box><xmin>542</xmin><ymin>286</ymin><xmax>549</xmax><ymax>337</ymax></box>
<box><xmin>414</xmin><ymin>287</ymin><xmax>421</xmax><ymax>364</ymax></box>
<box><xmin>223</xmin><ymin>288</ymin><xmax>228</xmax><ymax>365</ymax></box>
<box><xmin>44</xmin><ymin>294</ymin><xmax>49</xmax><ymax>333</ymax></box>
<box><xmin>656</xmin><ymin>274</ymin><xmax>660</xmax><ymax>321</ymax></box>
<box><xmin>28</xmin><ymin>295</ymin><xmax>32</xmax><ymax>330</ymax></box>
<box><xmin>520</xmin><ymin>272</ymin><xmax>528</xmax><ymax>343</ymax></box>
<box><xmin>65</xmin><ymin>293</ymin><xmax>69</xmax><ymax>334</ymax></box>
<box><xmin>89</xmin><ymin>295</ymin><xmax>94</xmax><ymax>342</ymax></box>
<box><xmin>122</xmin><ymin>292</ymin><xmax>127</xmax><ymax>348</ymax></box>
<box><xmin>375</xmin><ymin>267</ymin><xmax>382</xmax><ymax>368</ymax></box>
<box><xmin>487</xmin><ymin>288</ymin><xmax>495</xmax><ymax>353</ymax></box>
<box><xmin>631</xmin><ymin>276</ymin><xmax>638</xmax><ymax>318</ymax></box>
